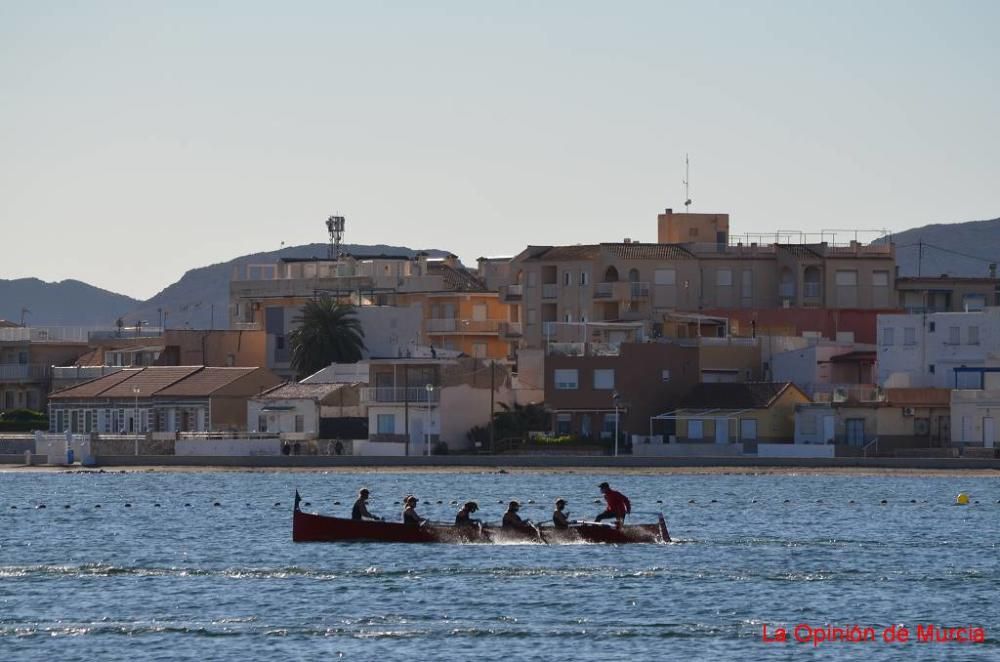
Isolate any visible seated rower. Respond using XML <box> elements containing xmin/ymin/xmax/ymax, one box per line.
<box><xmin>552</xmin><ymin>498</ymin><xmax>574</xmax><ymax>529</ymax></box>
<box><xmin>402</xmin><ymin>496</ymin><xmax>426</xmax><ymax>526</ymax></box>
<box><xmin>501</xmin><ymin>501</ymin><xmax>536</xmax><ymax>533</ymax></box>
<box><xmin>455</xmin><ymin>501</ymin><xmax>481</xmax><ymax>527</ymax></box>
<box><xmin>351</xmin><ymin>488</ymin><xmax>381</xmax><ymax>521</ymax></box>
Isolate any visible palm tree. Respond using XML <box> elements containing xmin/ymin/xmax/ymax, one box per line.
<box><xmin>288</xmin><ymin>297</ymin><xmax>366</xmax><ymax>378</ymax></box>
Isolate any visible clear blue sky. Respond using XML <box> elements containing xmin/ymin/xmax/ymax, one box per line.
<box><xmin>2</xmin><ymin>1</ymin><xmax>998</xmax><ymax>300</ymax></box>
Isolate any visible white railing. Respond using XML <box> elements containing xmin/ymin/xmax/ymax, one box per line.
<box><xmin>501</xmin><ymin>284</ymin><xmax>523</xmax><ymax>299</ymax></box>
<box><xmin>51</xmin><ymin>365</ymin><xmax>123</xmax><ymax>381</ymax></box>
<box><xmin>0</xmin><ymin>364</ymin><xmax>51</xmax><ymax>380</ymax></box>
<box><xmin>361</xmin><ymin>387</ymin><xmax>440</xmax><ymax>403</ymax></box>
<box><xmin>425</xmin><ymin>319</ymin><xmax>501</xmax><ymax>333</ymax></box>
<box><xmin>812</xmin><ymin>384</ymin><xmax>885</xmax><ymax>403</ymax></box>
<box><xmin>594</xmin><ymin>282</ymin><xmax>614</xmax><ymax>298</ymax></box>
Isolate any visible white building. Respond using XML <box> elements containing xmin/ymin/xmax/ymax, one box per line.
<box><xmin>950</xmin><ymin>369</ymin><xmax>1000</xmax><ymax>448</ymax></box>
<box><xmin>878</xmin><ymin>308</ymin><xmax>1000</xmax><ymax>389</ymax></box>
<box><xmin>771</xmin><ymin>340</ymin><xmax>876</xmax><ymax>397</ymax></box>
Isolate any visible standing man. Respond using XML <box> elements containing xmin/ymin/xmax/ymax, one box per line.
<box><xmin>595</xmin><ymin>482</ymin><xmax>631</xmax><ymax>527</ymax></box>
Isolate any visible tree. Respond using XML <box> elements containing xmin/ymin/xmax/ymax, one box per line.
<box><xmin>289</xmin><ymin>297</ymin><xmax>366</xmax><ymax>379</ymax></box>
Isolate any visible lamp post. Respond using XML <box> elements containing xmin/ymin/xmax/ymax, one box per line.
<box><xmin>612</xmin><ymin>390</ymin><xmax>620</xmax><ymax>457</ymax></box>
<box><xmin>132</xmin><ymin>386</ymin><xmax>141</xmax><ymax>456</ymax></box>
<box><xmin>425</xmin><ymin>384</ymin><xmax>434</xmax><ymax>457</ymax></box>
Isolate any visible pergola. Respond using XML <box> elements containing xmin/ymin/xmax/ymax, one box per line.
<box><xmin>649</xmin><ymin>408</ymin><xmax>753</xmax><ymax>438</ymax></box>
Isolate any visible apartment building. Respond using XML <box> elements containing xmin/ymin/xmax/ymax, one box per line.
<box><xmin>230</xmin><ymin>253</ymin><xmax>513</xmax><ymax>376</ymax></box>
<box><xmin>503</xmin><ymin>210</ymin><xmax>896</xmax><ymax>349</ymax></box>
<box><xmin>0</xmin><ymin>325</ymin><xmax>94</xmax><ymax>411</ymax></box>
<box><xmin>878</xmin><ymin>308</ymin><xmax>1000</xmax><ymax>388</ymax></box>
<box><xmin>895</xmin><ymin>275</ymin><xmax>1000</xmax><ymax>313</ymax></box>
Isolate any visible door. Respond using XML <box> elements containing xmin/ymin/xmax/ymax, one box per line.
<box><xmin>740</xmin><ymin>418</ymin><xmax>758</xmax><ymax>442</ymax></box>
<box><xmin>715</xmin><ymin>418</ymin><xmax>729</xmax><ymax>444</ymax></box>
<box><xmin>472</xmin><ymin>304</ymin><xmax>487</xmax><ymax>321</ymax></box>
<box><xmin>962</xmin><ymin>416</ymin><xmax>974</xmax><ymax>443</ymax></box>
<box><xmin>984</xmin><ymin>417</ymin><xmax>996</xmax><ymax>449</ymax></box>
<box><xmin>846</xmin><ymin>418</ymin><xmax>865</xmax><ymax>446</ymax></box>
<box><xmin>822</xmin><ymin>416</ymin><xmax>835</xmax><ymax>443</ymax></box>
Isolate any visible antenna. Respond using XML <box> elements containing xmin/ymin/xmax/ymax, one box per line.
<box><xmin>326</xmin><ymin>215</ymin><xmax>345</xmax><ymax>260</ymax></box>
<box><xmin>683</xmin><ymin>154</ymin><xmax>692</xmax><ymax>212</ymax></box>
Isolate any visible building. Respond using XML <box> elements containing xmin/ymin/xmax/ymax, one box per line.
<box><xmin>247</xmin><ymin>381</ymin><xmax>365</xmax><ymax>438</ymax></box>
<box><xmin>770</xmin><ymin>340</ymin><xmax>876</xmax><ymax>397</ymax></box>
<box><xmin>895</xmin><ymin>275</ymin><xmax>1000</xmax><ymax>313</ymax></box>
<box><xmin>48</xmin><ymin>366</ymin><xmax>281</xmax><ymax>433</ymax></box>
<box><xmin>655</xmin><ymin>382</ymin><xmax>809</xmax><ymax>445</ymax></box>
<box><xmin>0</xmin><ymin>325</ymin><xmax>95</xmax><ymax>411</ymax></box>
<box><xmin>949</xmin><ymin>368</ymin><xmax>1000</xmax><ymax>449</ymax></box>
<box><xmin>877</xmin><ymin>308</ymin><xmax>1000</xmax><ymax>388</ymax></box>
<box><xmin>502</xmin><ymin>210</ymin><xmax>896</xmax><ymax>350</ymax></box>
<box><xmin>359</xmin><ymin>355</ymin><xmax>512</xmax><ymax>455</ymax></box>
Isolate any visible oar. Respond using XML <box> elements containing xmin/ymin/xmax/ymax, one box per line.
<box><xmin>531</xmin><ymin>522</ymin><xmax>549</xmax><ymax>545</ymax></box>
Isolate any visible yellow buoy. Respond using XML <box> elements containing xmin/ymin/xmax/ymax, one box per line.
<box><xmin>956</xmin><ymin>493</ymin><xmax>970</xmax><ymax>505</ymax></box>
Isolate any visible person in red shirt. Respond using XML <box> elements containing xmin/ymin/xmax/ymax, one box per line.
<box><xmin>595</xmin><ymin>482</ymin><xmax>631</xmax><ymax>527</ymax></box>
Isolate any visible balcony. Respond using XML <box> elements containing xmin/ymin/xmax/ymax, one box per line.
<box><xmin>593</xmin><ymin>282</ymin><xmax>650</xmax><ymax>300</ymax></box>
<box><xmin>425</xmin><ymin>319</ymin><xmax>501</xmax><ymax>334</ymax></box>
<box><xmin>0</xmin><ymin>364</ymin><xmax>51</xmax><ymax>382</ymax></box>
<box><xmin>500</xmin><ymin>284</ymin><xmax>523</xmax><ymax>301</ymax></box>
<box><xmin>812</xmin><ymin>384</ymin><xmax>885</xmax><ymax>404</ymax></box>
<box><xmin>499</xmin><ymin>321</ymin><xmax>523</xmax><ymax>338</ymax></box>
<box><xmin>361</xmin><ymin>387</ymin><xmax>441</xmax><ymax>404</ymax></box>
<box><xmin>541</xmin><ymin>283</ymin><xmax>558</xmax><ymax>299</ymax></box>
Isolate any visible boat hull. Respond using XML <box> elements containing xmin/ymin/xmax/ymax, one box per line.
<box><xmin>292</xmin><ymin>508</ymin><xmax>670</xmax><ymax>544</ymax></box>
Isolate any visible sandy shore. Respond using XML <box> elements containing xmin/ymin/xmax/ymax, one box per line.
<box><xmin>4</xmin><ymin>464</ymin><xmax>1000</xmax><ymax>478</ymax></box>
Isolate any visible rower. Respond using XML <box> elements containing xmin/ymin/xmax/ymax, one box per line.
<box><xmin>595</xmin><ymin>482</ymin><xmax>631</xmax><ymax>528</ymax></box>
<box><xmin>552</xmin><ymin>498</ymin><xmax>573</xmax><ymax>529</ymax></box>
<box><xmin>501</xmin><ymin>501</ymin><xmax>535</xmax><ymax>533</ymax></box>
<box><xmin>402</xmin><ymin>496</ymin><xmax>425</xmax><ymax>526</ymax></box>
<box><xmin>351</xmin><ymin>488</ymin><xmax>381</xmax><ymax>521</ymax></box>
<box><xmin>455</xmin><ymin>501</ymin><xmax>481</xmax><ymax>527</ymax></box>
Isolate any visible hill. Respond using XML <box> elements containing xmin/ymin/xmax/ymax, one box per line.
<box><xmin>889</xmin><ymin>217</ymin><xmax>1000</xmax><ymax>277</ymax></box>
<box><xmin>0</xmin><ymin>278</ymin><xmax>141</xmax><ymax>326</ymax></box>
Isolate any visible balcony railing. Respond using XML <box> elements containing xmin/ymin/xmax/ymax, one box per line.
<box><xmin>425</xmin><ymin>319</ymin><xmax>501</xmax><ymax>334</ymax></box>
<box><xmin>500</xmin><ymin>284</ymin><xmax>523</xmax><ymax>301</ymax></box>
<box><xmin>232</xmin><ymin>321</ymin><xmax>261</xmax><ymax>331</ymax></box>
<box><xmin>594</xmin><ymin>282</ymin><xmax>614</xmax><ymax>298</ymax></box>
<box><xmin>0</xmin><ymin>364</ymin><xmax>51</xmax><ymax>381</ymax></box>
<box><xmin>499</xmin><ymin>321</ymin><xmax>523</xmax><ymax>337</ymax></box>
<box><xmin>361</xmin><ymin>387</ymin><xmax>441</xmax><ymax>404</ymax></box>
<box><xmin>594</xmin><ymin>281</ymin><xmax>651</xmax><ymax>300</ymax></box>
<box><xmin>541</xmin><ymin>283</ymin><xmax>558</xmax><ymax>299</ymax></box>
<box><xmin>369</xmin><ymin>433</ymin><xmax>409</xmax><ymax>444</ymax></box>
<box><xmin>812</xmin><ymin>384</ymin><xmax>885</xmax><ymax>403</ymax></box>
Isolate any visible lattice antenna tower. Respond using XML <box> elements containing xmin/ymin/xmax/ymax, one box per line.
<box><xmin>326</xmin><ymin>215</ymin><xmax>346</xmax><ymax>260</ymax></box>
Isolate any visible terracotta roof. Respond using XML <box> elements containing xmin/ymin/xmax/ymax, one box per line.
<box><xmin>427</xmin><ymin>263</ymin><xmax>486</xmax><ymax>291</ymax></box>
<box><xmin>155</xmin><ymin>367</ymin><xmax>260</xmax><ymax>397</ymax></box>
<box><xmin>49</xmin><ymin>369</ymin><xmax>142</xmax><ymax>399</ymax></box>
<box><xmin>100</xmin><ymin>366</ymin><xmax>202</xmax><ymax>398</ymax></box>
<box><xmin>256</xmin><ymin>382</ymin><xmax>351</xmax><ymax>400</ymax></box>
<box><xmin>601</xmin><ymin>243</ymin><xmax>695</xmax><ymax>260</ymax></box>
<box><xmin>885</xmin><ymin>388</ymin><xmax>951</xmax><ymax>407</ymax></box>
<box><xmin>520</xmin><ymin>245</ymin><xmax>601</xmax><ymax>262</ymax></box>
<box><xmin>680</xmin><ymin>382</ymin><xmax>803</xmax><ymax>409</ymax></box>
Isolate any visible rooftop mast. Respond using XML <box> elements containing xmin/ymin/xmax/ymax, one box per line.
<box><xmin>326</xmin><ymin>215</ymin><xmax>345</xmax><ymax>260</ymax></box>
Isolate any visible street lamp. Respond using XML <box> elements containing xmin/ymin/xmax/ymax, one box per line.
<box><xmin>612</xmin><ymin>390</ymin><xmax>621</xmax><ymax>457</ymax></box>
<box><xmin>425</xmin><ymin>384</ymin><xmax>434</xmax><ymax>457</ymax></box>
<box><xmin>132</xmin><ymin>386</ymin><xmax>141</xmax><ymax>456</ymax></box>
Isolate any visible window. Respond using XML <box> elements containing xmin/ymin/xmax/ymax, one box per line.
<box><xmin>556</xmin><ymin>413</ymin><xmax>572</xmax><ymax>435</ymax></box>
<box><xmin>654</xmin><ymin>268</ymin><xmax>676</xmax><ymax>286</ymax></box>
<box><xmin>554</xmin><ymin>369</ymin><xmax>579</xmax><ymax>390</ymax></box>
<box><xmin>872</xmin><ymin>270</ymin><xmax>890</xmax><ymax>306</ymax></box>
<box><xmin>716</xmin><ymin>269</ymin><xmax>733</xmax><ymax>287</ymax></box>
<box><xmin>968</xmin><ymin>326</ymin><xmax>980</xmax><ymax>345</ymax></box>
<box><xmin>963</xmin><ymin>294</ymin><xmax>986</xmax><ymax>312</ymax></box>
<box><xmin>688</xmin><ymin>419</ymin><xmax>704</xmax><ymax>440</ymax></box>
<box><xmin>377</xmin><ymin>414</ymin><xmax>395</xmax><ymax>434</ymax></box>
<box><xmin>904</xmin><ymin>327</ymin><xmax>916</xmax><ymax>346</ymax></box>
<box><xmin>928</xmin><ymin>322</ymin><xmax>936</xmax><ymax>332</ymax></box>
<box><xmin>882</xmin><ymin>328</ymin><xmax>894</xmax><ymax>346</ymax></box>
<box><xmin>602</xmin><ymin>413</ymin><xmax>619</xmax><ymax>439</ymax></box>
<box><xmin>740</xmin><ymin>419</ymin><xmax>758</xmax><ymax>441</ymax></box>
<box><xmin>835</xmin><ymin>270</ymin><xmax>859</xmax><ymax>306</ymax></box>
<box><xmin>929</xmin><ymin>364</ymin><xmax>935</xmax><ymax>374</ymax></box>
<box><xmin>294</xmin><ymin>415</ymin><xmax>304</xmax><ymax>433</ymax></box>
<box><xmin>580</xmin><ymin>271</ymin><xmax>589</xmax><ymax>286</ymax></box>
<box><xmin>593</xmin><ymin>369</ymin><xmax>615</xmax><ymax>390</ymax></box>
<box><xmin>276</xmin><ymin>335</ymin><xmax>285</xmax><ymax>350</ymax></box>
<box><xmin>661</xmin><ymin>369</ymin><xmax>671</xmax><ymax>382</ymax></box>
<box><xmin>835</xmin><ymin>271</ymin><xmax>858</xmax><ymax>286</ymax></box>
<box><xmin>872</xmin><ymin>271</ymin><xmax>890</xmax><ymax>287</ymax></box>
<box><xmin>948</xmin><ymin>326</ymin><xmax>960</xmax><ymax>345</ymax></box>
<box><xmin>563</xmin><ymin>271</ymin><xmax>571</xmax><ymax>286</ymax></box>
<box><xmin>563</xmin><ymin>311</ymin><xmax>573</xmax><ymax>323</ymax></box>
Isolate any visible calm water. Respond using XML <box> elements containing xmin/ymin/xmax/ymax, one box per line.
<box><xmin>1</xmin><ymin>469</ymin><xmax>998</xmax><ymax>661</ymax></box>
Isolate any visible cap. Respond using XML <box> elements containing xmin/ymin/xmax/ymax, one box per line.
<box><xmin>406</xmin><ymin>496</ymin><xmax>418</xmax><ymax>504</ymax></box>
<box><xmin>598</xmin><ymin>482</ymin><xmax>610</xmax><ymax>490</ymax></box>
<box><xmin>465</xmin><ymin>501</ymin><xmax>479</xmax><ymax>511</ymax></box>
<box><xmin>555</xmin><ymin>498</ymin><xmax>567</xmax><ymax>507</ymax></box>
<box><xmin>509</xmin><ymin>500</ymin><xmax>520</xmax><ymax>509</ymax></box>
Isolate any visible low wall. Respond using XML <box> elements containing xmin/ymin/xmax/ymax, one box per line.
<box><xmin>175</xmin><ymin>438</ymin><xmax>283</xmax><ymax>456</ymax></box>
<box><xmin>757</xmin><ymin>443</ymin><xmax>836</xmax><ymax>458</ymax></box>
<box><xmin>632</xmin><ymin>442</ymin><xmax>744</xmax><ymax>457</ymax></box>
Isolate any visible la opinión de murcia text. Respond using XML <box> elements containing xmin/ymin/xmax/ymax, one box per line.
<box><xmin>762</xmin><ymin>624</ymin><xmax>986</xmax><ymax>647</ymax></box>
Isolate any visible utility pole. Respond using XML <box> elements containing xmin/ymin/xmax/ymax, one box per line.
<box><xmin>489</xmin><ymin>360</ymin><xmax>496</xmax><ymax>452</ymax></box>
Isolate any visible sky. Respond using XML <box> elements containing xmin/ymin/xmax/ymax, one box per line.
<box><xmin>2</xmin><ymin>1</ymin><xmax>998</xmax><ymax>300</ymax></box>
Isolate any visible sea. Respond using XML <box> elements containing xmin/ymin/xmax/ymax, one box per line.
<box><xmin>1</xmin><ymin>469</ymin><xmax>998</xmax><ymax>661</ymax></box>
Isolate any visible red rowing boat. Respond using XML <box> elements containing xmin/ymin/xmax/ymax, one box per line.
<box><xmin>292</xmin><ymin>495</ymin><xmax>670</xmax><ymax>544</ymax></box>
